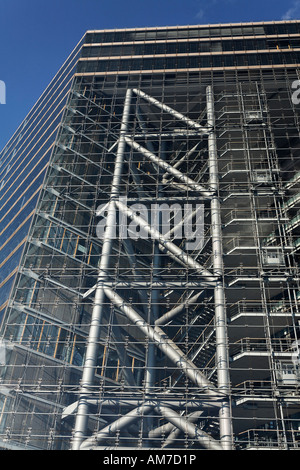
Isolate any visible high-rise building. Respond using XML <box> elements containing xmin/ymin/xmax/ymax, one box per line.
<box><xmin>0</xmin><ymin>20</ymin><xmax>300</xmax><ymax>451</ymax></box>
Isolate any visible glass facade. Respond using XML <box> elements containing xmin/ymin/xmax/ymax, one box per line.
<box><xmin>0</xmin><ymin>36</ymin><xmax>85</xmax><ymax>321</ymax></box>
<box><xmin>0</xmin><ymin>21</ymin><xmax>299</xmax><ymax>451</ymax></box>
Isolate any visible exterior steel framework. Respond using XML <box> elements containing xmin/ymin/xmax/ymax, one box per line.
<box><xmin>0</xmin><ymin>21</ymin><xmax>300</xmax><ymax>450</ymax></box>
<box><xmin>70</xmin><ymin>86</ymin><xmax>231</xmax><ymax>451</ymax></box>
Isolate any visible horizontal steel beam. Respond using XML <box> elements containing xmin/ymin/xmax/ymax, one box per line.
<box><xmin>62</xmin><ymin>397</ymin><xmax>222</xmax><ymax>419</ymax></box>
<box><xmin>82</xmin><ymin>280</ymin><xmax>215</xmax><ymax>300</ymax></box>
<box><xmin>130</xmin><ymin>131</ymin><xmax>206</xmax><ymax>137</ymax></box>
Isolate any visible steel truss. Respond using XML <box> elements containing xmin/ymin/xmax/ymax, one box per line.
<box><xmin>71</xmin><ymin>86</ymin><xmax>233</xmax><ymax>450</ymax></box>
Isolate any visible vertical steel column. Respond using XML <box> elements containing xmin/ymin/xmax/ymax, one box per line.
<box><xmin>71</xmin><ymin>89</ymin><xmax>132</xmax><ymax>450</ymax></box>
<box><xmin>206</xmin><ymin>86</ymin><xmax>233</xmax><ymax>450</ymax></box>
<box><xmin>144</xmin><ymin>147</ymin><xmax>164</xmax><ymax>440</ymax></box>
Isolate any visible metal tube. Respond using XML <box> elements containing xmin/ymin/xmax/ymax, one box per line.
<box><xmin>155</xmin><ymin>291</ymin><xmax>204</xmax><ymax>326</ymax></box>
<box><xmin>148</xmin><ymin>421</ymin><xmax>174</xmax><ymax>439</ymax></box>
<box><xmin>163</xmin><ymin>204</ymin><xmax>204</xmax><ymax>241</ymax></box>
<box><xmin>63</xmin><ymin>398</ymin><xmax>221</xmax><ymax>419</ymax></box>
<box><xmin>125</xmin><ymin>137</ymin><xmax>213</xmax><ymax>198</ymax></box>
<box><xmin>156</xmin><ymin>405</ymin><xmax>223</xmax><ymax>451</ymax></box>
<box><xmin>148</xmin><ymin>410</ymin><xmax>203</xmax><ymax>440</ymax></box>
<box><xmin>115</xmin><ymin>199</ymin><xmax>216</xmax><ymax>281</ymax></box>
<box><xmin>133</xmin><ymin>88</ymin><xmax>209</xmax><ymax>133</ymax></box>
<box><xmin>131</xmin><ymin>131</ymin><xmax>203</xmax><ymax>137</ymax></box>
<box><xmin>83</xmin><ymin>280</ymin><xmax>216</xmax><ymax>300</ymax></box>
<box><xmin>161</xmin><ymin>411</ymin><xmax>204</xmax><ymax>448</ymax></box>
<box><xmin>71</xmin><ymin>89</ymin><xmax>133</xmax><ymax>450</ymax></box>
<box><xmin>80</xmin><ymin>403</ymin><xmax>154</xmax><ymax>450</ymax></box>
<box><xmin>144</xmin><ymin>151</ymin><xmax>164</xmax><ymax>440</ymax></box>
<box><xmin>162</xmin><ymin>142</ymin><xmax>201</xmax><ymax>181</ymax></box>
<box><xmin>206</xmin><ymin>86</ymin><xmax>233</xmax><ymax>450</ymax></box>
<box><xmin>103</xmin><ymin>286</ymin><xmax>219</xmax><ymax>396</ymax></box>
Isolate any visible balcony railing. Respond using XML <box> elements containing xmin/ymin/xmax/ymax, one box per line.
<box><xmin>234</xmin><ymin>379</ymin><xmax>274</xmax><ymax>396</ymax></box>
<box><xmin>224</xmin><ymin>208</ymin><xmax>285</xmax><ymax>225</ymax></box>
<box><xmin>236</xmin><ymin>428</ymin><xmax>293</xmax><ymax>450</ymax></box>
<box><xmin>231</xmin><ymin>337</ymin><xmax>297</xmax><ymax>357</ymax></box>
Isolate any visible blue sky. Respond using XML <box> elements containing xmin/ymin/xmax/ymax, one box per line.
<box><xmin>0</xmin><ymin>0</ymin><xmax>300</xmax><ymax>149</ymax></box>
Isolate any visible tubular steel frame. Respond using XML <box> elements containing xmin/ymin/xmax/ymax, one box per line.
<box><xmin>1</xmin><ymin>62</ymin><xmax>300</xmax><ymax>451</ymax></box>
<box><xmin>71</xmin><ymin>86</ymin><xmax>233</xmax><ymax>451</ymax></box>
